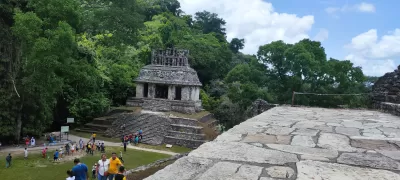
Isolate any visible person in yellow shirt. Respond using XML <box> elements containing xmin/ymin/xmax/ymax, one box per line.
<box><xmin>108</xmin><ymin>152</ymin><xmax>123</xmax><ymax>180</ymax></box>
<box><xmin>92</xmin><ymin>132</ymin><xmax>97</xmax><ymax>143</ymax></box>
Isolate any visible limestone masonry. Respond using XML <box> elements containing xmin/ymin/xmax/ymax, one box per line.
<box><xmin>372</xmin><ymin>65</ymin><xmax>400</xmax><ymax>116</ymax></box>
<box><xmin>145</xmin><ymin>106</ymin><xmax>400</xmax><ymax>180</ymax></box>
<box><xmin>127</xmin><ymin>48</ymin><xmax>202</xmax><ymax>114</ymax></box>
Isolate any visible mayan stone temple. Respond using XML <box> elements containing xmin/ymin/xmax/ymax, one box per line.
<box><xmin>127</xmin><ymin>48</ymin><xmax>202</xmax><ymax>114</ymax></box>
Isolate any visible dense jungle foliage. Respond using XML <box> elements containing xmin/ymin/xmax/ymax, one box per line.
<box><xmin>0</xmin><ymin>0</ymin><xmax>378</xmax><ymax>141</ymax></box>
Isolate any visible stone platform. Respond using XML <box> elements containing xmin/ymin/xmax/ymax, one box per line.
<box><xmin>145</xmin><ymin>106</ymin><xmax>400</xmax><ymax>180</ymax></box>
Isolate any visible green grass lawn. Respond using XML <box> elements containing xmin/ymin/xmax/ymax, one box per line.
<box><xmin>0</xmin><ymin>147</ymin><xmax>170</xmax><ymax>180</ymax></box>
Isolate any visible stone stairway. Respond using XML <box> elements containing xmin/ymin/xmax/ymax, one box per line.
<box><xmin>105</xmin><ymin>113</ymin><xmax>171</xmax><ymax>145</ymax></box>
<box><xmin>101</xmin><ymin>112</ymin><xmax>209</xmax><ymax>148</ymax></box>
<box><xmin>164</xmin><ymin>117</ymin><xmax>207</xmax><ymax>148</ymax></box>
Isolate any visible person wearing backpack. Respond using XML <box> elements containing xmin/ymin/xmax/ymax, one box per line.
<box><xmin>114</xmin><ymin>166</ymin><xmax>126</xmax><ymax>180</ymax></box>
<box><xmin>5</xmin><ymin>153</ymin><xmax>12</xmax><ymax>168</ymax></box>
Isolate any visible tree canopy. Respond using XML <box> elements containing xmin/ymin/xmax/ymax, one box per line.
<box><xmin>0</xmin><ymin>0</ymin><xmax>373</xmax><ymax>141</ymax></box>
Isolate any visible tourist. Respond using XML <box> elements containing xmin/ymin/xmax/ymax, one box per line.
<box><xmin>128</xmin><ymin>134</ymin><xmax>133</xmax><ymax>144</ymax></box>
<box><xmin>30</xmin><ymin>137</ymin><xmax>36</xmax><ymax>146</ymax></box>
<box><xmin>91</xmin><ymin>143</ymin><xmax>95</xmax><ymax>155</ymax></box>
<box><xmin>114</xmin><ymin>166</ymin><xmax>126</xmax><ymax>180</ymax></box>
<box><xmin>66</xmin><ymin>169</ymin><xmax>75</xmax><ymax>180</ymax></box>
<box><xmin>42</xmin><ymin>147</ymin><xmax>48</xmax><ymax>158</ymax></box>
<box><xmin>25</xmin><ymin>136</ymin><xmax>30</xmax><ymax>148</ymax></box>
<box><xmin>100</xmin><ymin>143</ymin><xmax>105</xmax><ymax>153</ymax></box>
<box><xmin>71</xmin><ymin>143</ymin><xmax>75</xmax><ymax>155</ymax></box>
<box><xmin>92</xmin><ymin>163</ymin><xmax>97</xmax><ymax>179</ymax></box>
<box><xmin>79</xmin><ymin>139</ymin><xmax>84</xmax><ymax>152</ymax></box>
<box><xmin>134</xmin><ymin>135</ymin><xmax>139</xmax><ymax>145</ymax></box>
<box><xmin>123</xmin><ymin>140</ymin><xmax>127</xmax><ymax>152</ymax></box>
<box><xmin>139</xmin><ymin>128</ymin><xmax>143</xmax><ymax>141</ymax></box>
<box><xmin>108</xmin><ymin>152</ymin><xmax>123</xmax><ymax>180</ymax></box>
<box><xmin>54</xmin><ymin>149</ymin><xmax>60</xmax><ymax>161</ymax></box>
<box><xmin>119</xmin><ymin>151</ymin><xmax>124</xmax><ymax>163</ymax></box>
<box><xmin>92</xmin><ymin>132</ymin><xmax>96</xmax><ymax>143</ymax></box>
<box><xmin>24</xmin><ymin>148</ymin><xmax>28</xmax><ymax>160</ymax></box>
<box><xmin>96</xmin><ymin>154</ymin><xmax>110</xmax><ymax>180</ymax></box>
<box><xmin>72</xmin><ymin>158</ymin><xmax>89</xmax><ymax>180</ymax></box>
<box><xmin>60</xmin><ymin>146</ymin><xmax>64</xmax><ymax>159</ymax></box>
<box><xmin>86</xmin><ymin>143</ymin><xmax>90</xmax><ymax>154</ymax></box>
<box><xmin>65</xmin><ymin>143</ymin><xmax>70</xmax><ymax>156</ymax></box>
<box><xmin>5</xmin><ymin>153</ymin><xmax>12</xmax><ymax>168</ymax></box>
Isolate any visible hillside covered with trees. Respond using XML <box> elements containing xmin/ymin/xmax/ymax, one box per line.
<box><xmin>0</xmin><ymin>0</ymin><xmax>376</xmax><ymax>142</ymax></box>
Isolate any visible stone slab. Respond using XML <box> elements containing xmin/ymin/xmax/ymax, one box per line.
<box><xmin>312</xmin><ymin>125</ymin><xmax>333</xmax><ymax>133</ymax></box>
<box><xmin>379</xmin><ymin>127</ymin><xmax>400</xmax><ymax>138</ymax></box>
<box><xmin>291</xmin><ymin>135</ymin><xmax>316</xmax><ymax>147</ymax></box>
<box><xmin>377</xmin><ymin>150</ymin><xmax>400</xmax><ymax>160</ymax></box>
<box><xmin>276</xmin><ymin>135</ymin><xmax>291</xmax><ymax>144</ymax></box>
<box><xmin>265</xmin><ymin>166</ymin><xmax>295</xmax><ymax>178</ymax></box>
<box><xmin>144</xmin><ymin>156</ymin><xmax>213</xmax><ymax>180</ymax></box>
<box><xmin>291</xmin><ymin>128</ymin><xmax>319</xmax><ymax>136</ymax></box>
<box><xmin>265</xmin><ymin>126</ymin><xmax>295</xmax><ymax>135</ymax></box>
<box><xmin>241</xmin><ymin>134</ymin><xmax>277</xmax><ymax>144</ymax></box>
<box><xmin>297</xmin><ymin>160</ymin><xmax>400</xmax><ymax>180</ymax></box>
<box><xmin>292</xmin><ymin>121</ymin><xmax>325</xmax><ymax>129</ymax></box>
<box><xmin>259</xmin><ymin>178</ymin><xmax>278</xmax><ymax>180</ymax></box>
<box><xmin>341</xmin><ymin>121</ymin><xmax>363</xmax><ymax>128</ymax></box>
<box><xmin>266</xmin><ymin>144</ymin><xmax>339</xmax><ymax>158</ymax></box>
<box><xmin>350</xmin><ymin>138</ymin><xmax>399</xmax><ymax>151</ymax></box>
<box><xmin>327</xmin><ymin>123</ymin><xmax>342</xmax><ymax>127</ymax></box>
<box><xmin>317</xmin><ymin>133</ymin><xmax>357</xmax><ymax>152</ymax></box>
<box><xmin>196</xmin><ymin>162</ymin><xmax>262</xmax><ymax>180</ymax></box>
<box><xmin>300</xmin><ymin>155</ymin><xmax>330</xmax><ymax>161</ymax></box>
<box><xmin>190</xmin><ymin>142</ymin><xmax>299</xmax><ymax>165</ymax></box>
<box><xmin>335</xmin><ymin>127</ymin><xmax>360</xmax><ymax>136</ymax></box>
<box><xmin>337</xmin><ymin>153</ymin><xmax>400</xmax><ymax>170</ymax></box>
<box><xmin>214</xmin><ymin>132</ymin><xmax>243</xmax><ymax>142</ymax></box>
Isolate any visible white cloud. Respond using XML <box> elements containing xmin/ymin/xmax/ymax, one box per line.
<box><xmin>178</xmin><ymin>0</ymin><xmax>314</xmax><ymax>54</ymax></box>
<box><xmin>313</xmin><ymin>28</ymin><xmax>329</xmax><ymax>42</ymax></box>
<box><xmin>345</xmin><ymin>29</ymin><xmax>400</xmax><ymax>76</ymax></box>
<box><xmin>325</xmin><ymin>2</ymin><xmax>375</xmax><ymax>17</ymax></box>
<box><xmin>356</xmin><ymin>2</ymin><xmax>376</xmax><ymax>13</ymax></box>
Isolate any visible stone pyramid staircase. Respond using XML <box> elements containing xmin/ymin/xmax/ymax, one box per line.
<box><xmin>164</xmin><ymin>117</ymin><xmax>207</xmax><ymax>148</ymax></box>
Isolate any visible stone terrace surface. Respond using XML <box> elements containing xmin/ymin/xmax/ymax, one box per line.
<box><xmin>145</xmin><ymin>106</ymin><xmax>400</xmax><ymax>180</ymax></box>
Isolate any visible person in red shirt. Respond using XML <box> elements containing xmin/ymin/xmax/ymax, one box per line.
<box><xmin>25</xmin><ymin>137</ymin><xmax>30</xmax><ymax>148</ymax></box>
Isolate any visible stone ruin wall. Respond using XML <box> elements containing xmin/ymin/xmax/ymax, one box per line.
<box><xmin>245</xmin><ymin>99</ymin><xmax>278</xmax><ymax>118</ymax></box>
<box><xmin>372</xmin><ymin>65</ymin><xmax>400</xmax><ymax>116</ymax></box>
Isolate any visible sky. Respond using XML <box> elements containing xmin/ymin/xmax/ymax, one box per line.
<box><xmin>178</xmin><ymin>0</ymin><xmax>400</xmax><ymax>77</ymax></box>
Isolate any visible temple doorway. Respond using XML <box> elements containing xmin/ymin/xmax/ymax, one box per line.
<box><xmin>155</xmin><ymin>84</ymin><xmax>168</xmax><ymax>99</ymax></box>
<box><xmin>143</xmin><ymin>83</ymin><xmax>148</xmax><ymax>98</ymax></box>
<box><xmin>175</xmin><ymin>86</ymin><xmax>182</xmax><ymax>100</ymax></box>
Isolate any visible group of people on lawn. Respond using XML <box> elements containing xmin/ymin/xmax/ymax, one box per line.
<box><xmin>67</xmin><ymin>152</ymin><xmax>126</xmax><ymax>180</ymax></box>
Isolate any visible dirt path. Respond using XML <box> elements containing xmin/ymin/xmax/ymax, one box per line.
<box><xmin>0</xmin><ymin>134</ymin><xmax>178</xmax><ymax>156</ymax></box>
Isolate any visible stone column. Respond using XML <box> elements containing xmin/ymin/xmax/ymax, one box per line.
<box><xmin>190</xmin><ymin>87</ymin><xmax>196</xmax><ymax>101</ymax></box>
<box><xmin>148</xmin><ymin>83</ymin><xmax>156</xmax><ymax>98</ymax></box>
<box><xmin>135</xmin><ymin>83</ymin><xmax>144</xmax><ymax>98</ymax></box>
<box><xmin>194</xmin><ymin>87</ymin><xmax>200</xmax><ymax>101</ymax></box>
<box><xmin>168</xmin><ymin>85</ymin><xmax>176</xmax><ymax>100</ymax></box>
<box><xmin>182</xmin><ymin>86</ymin><xmax>190</xmax><ymax>101</ymax></box>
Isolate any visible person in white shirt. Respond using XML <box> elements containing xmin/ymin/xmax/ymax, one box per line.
<box><xmin>71</xmin><ymin>144</ymin><xmax>75</xmax><ymax>155</ymax></box>
<box><xmin>24</xmin><ymin>148</ymin><xmax>28</xmax><ymax>159</ymax></box>
<box><xmin>30</xmin><ymin>137</ymin><xmax>36</xmax><ymax>146</ymax></box>
<box><xmin>96</xmin><ymin>154</ymin><xmax>110</xmax><ymax>180</ymax></box>
<box><xmin>59</xmin><ymin>147</ymin><xmax>64</xmax><ymax>159</ymax></box>
<box><xmin>66</xmin><ymin>169</ymin><xmax>75</xmax><ymax>180</ymax></box>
